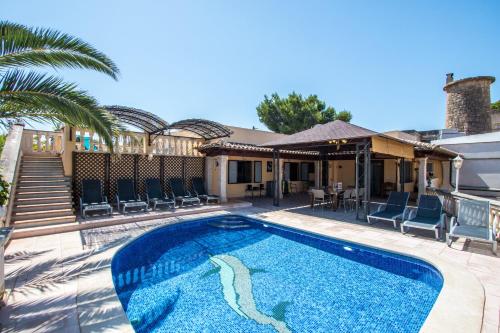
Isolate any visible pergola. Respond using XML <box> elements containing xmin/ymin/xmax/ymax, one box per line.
<box><xmin>103</xmin><ymin>105</ymin><xmax>232</xmax><ymax>143</ymax></box>
<box><xmin>261</xmin><ymin>120</ymin><xmax>457</xmax><ymax>219</ymax></box>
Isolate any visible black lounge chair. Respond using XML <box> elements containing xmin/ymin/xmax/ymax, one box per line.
<box><xmin>80</xmin><ymin>179</ymin><xmax>112</xmax><ymax>218</ymax></box>
<box><xmin>192</xmin><ymin>177</ymin><xmax>219</xmax><ymax>204</ymax></box>
<box><xmin>145</xmin><ymin>178</ymin><xmax>175</xmax><ymax>210</ymax></box>
<box><xmin>367</xmin><ymin>191</ymin><xmax>410</xmax><ymax>228</ymax></box>
<box><xmin>116</xmin><ymin>178</ymin><xmax>148</xmax><ymax>213</ymax></box>
<box><xmin>170</xmin><ymin>178</ymin><xmax>200</xmax><ymax>207</ymax></box>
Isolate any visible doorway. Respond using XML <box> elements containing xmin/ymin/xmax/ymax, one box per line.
<box><xmin>371</xmin><ymin>160</ymin><xmax>384</xmax><ymax>197</ymax></box>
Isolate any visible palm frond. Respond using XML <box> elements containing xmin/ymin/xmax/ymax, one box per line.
<box><xmin>0</xmin><ymin>21</ymin><xmax>119</xmax><ymax>79</ymax></box>
<box><xmin>0</xmin><ymin>70</ymin><xmax>122</xmax><ymax>147</ymax></box>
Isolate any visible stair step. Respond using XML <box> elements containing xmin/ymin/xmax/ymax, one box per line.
<box><xmin>21</xmin><ymin>166</ymin><xmax>63</xmax><ymax>170</ymax></box>
<box><xmin>15</xmin><ymin>196</ymin><xmax>73</xmax><ymax>204</ymax></box>
<box><xmin>16</xmin><ymin>190</ymin><xmax>71</xmax><ymax>198</ymax></box>
<box><xmin>13</xmin><ymin>215</ymin><xmax>76</xmax><ymax>229</ymax></box>
<box><xmin>22</xmin><ymin>156</ymin><xmax>61</xmax><ymax>159</ymax></box>
<box><xmin>14</xmin><ymin>202</ymin><xmax>73</xmax><ymax>212</ymax></box>
<box><xmin>17</xmin><ymin>185</ymin><xmax>70</xmax><ymax>192</ymax></box>
<box><xmin>19</xmin><ymin>172</ymin><xmax>66</xmax><ymax>177</ymax></box>
<box><xmin>18</xmin><ymin>180</ymin><xmax>71</xmax><ymax>187</ymax></box>
<box><xmin>22</xmin><ymin>160</ymin><xmax>62</xmax><ymax>164</ymax></box>
<box><xmin>12</xmin><ymin>208</ymin><xmax>74</xmax><ymax>221</ymax></box>
<box><xmin>21</xmin><ymin>165</ymin><xmax>63</xmax><ymax>169</ymax></box>
<box><xmin>19</xmin><ymin>174</ymin><xmax>67</xmax><ymax>180</ymax></box>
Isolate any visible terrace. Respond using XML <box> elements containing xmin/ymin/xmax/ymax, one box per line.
<box><xmin>0</xmin><ymin>198</ymin><xmax>498</xmax><ymax>332</ymax></box>
<box><xmin>0</xmin><ymin>111</ymin><xmax>498</xmax><ymax>332</ymax></box>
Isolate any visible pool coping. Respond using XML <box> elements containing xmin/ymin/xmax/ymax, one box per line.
<box><xmin>83</xmin><ymin>212</ymin><xmax>484</xmax><ymax>333</ymax></box>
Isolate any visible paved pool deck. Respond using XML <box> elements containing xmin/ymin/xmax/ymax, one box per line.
<box><xmin>0</xmin><ymin>201</ymin><xmax>499</xmax><ymax>332</ymax></box>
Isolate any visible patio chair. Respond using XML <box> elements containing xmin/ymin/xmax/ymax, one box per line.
<box><xmin>80</xmin><ymin>179</ymin><xmax>112</xmax><ymax>218</ymax></box>
<box><xmin>339</xmin><ymin>188</ymin><xmax>353</xmax><ymax>212</ymax></box>
<box><xmin>170</xmin><ymin>178</ymin><xmax>201</xmax><ymax>207</ymax></box>
<box><xmin>447</xmin><ymin>199</ymin><xmax>497</xmax><ymax>254</ymax></box>
<box><xmin>367</xmin><ymin>191</ymin><xmax>410</xmax><ymax>228</ymax></box>
<box><xmin>192</xmin><ymin>177</ymin><xmax>219</xmax><ymax>204</ymax></box>
<box><xmin>145</xmin><ymin>178</ymin><xmax>175</xmax><ymax>210</ymax></box>
<box><xmin>351</xmin><ymin>188</ymin><xmax>364</xmax><ymax>208</ymax></box>
<box><xmin>311</xmin><ymin>189</ymin><xmax>329</xmax><ymax>210</ymax></box>
<box><xmin>400</xmin><ymin>195</ymin><xmax>445</xmax><ymax>240</ymax></box>
<box><xmin>116</xmin><ymin>178</ymin><xmax>148</xmax><ymax>213</ymax></box>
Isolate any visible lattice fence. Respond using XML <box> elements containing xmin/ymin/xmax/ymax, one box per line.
<box><xmin>73</xmin><ymin>152</ymin><xmax>205</xmax><ymax>207</ymax></box>
<box><xmin>164</xmin><ymin>156</ymin><xmax>184</xmax><ymax>194</ymax></box>
<box><xmin>72</xmin><ymin>153</ymin><xmax>106</xmax><ymax>206</ymax></box>
<box><xmin>109</xmin><ymin>154</ymin><xmax>135</xmax><ymax>203</ymax></box>
<box><xmin>184</xmin><ymin>157</ymin><xmax>205</xmax><ymax>192</ymax></box>
<box><xmin>137</xmin><ymin>155</ymin><xmax>161</xmax><ymax>198</ymax></box>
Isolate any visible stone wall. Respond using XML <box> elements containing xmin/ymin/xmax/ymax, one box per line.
<box><xmin>444</xmin><ymin>76</ymin><xmax>495</xmax><ymax>135</ymax></box>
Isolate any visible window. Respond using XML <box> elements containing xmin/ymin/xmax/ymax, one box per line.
<box><xmin>426</xmin><ymin>162</ymin><xmax>434</xmax><ymax>178</ymax></box>
<box><xmin>254</xmin><ymin>161</ymin><xmax>262</xmax><ymax>183</ymax></box>
<box><xmin>228</xmin><ymin>160</ymin><xmax>252</xmax><ymax>184</ymax></box>
<box><xmin>400</xmin><ymin>161</ymin><xmax>413</xmax><ymax>183</ymax></box>
<box><xmin>284</xmin><ymin>162</ymin><xmax>299</xmax><ymax>181</ymax></box>
<box><xmin>300</xmin><ymin>162</ymin><xmax>314</xmax><ymax>181</ymax></box>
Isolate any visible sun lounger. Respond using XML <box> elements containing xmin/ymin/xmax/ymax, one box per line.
<box><xmin>447</xmin><ymin>199</ymin><xmax>497</xmax><ymax>254</ymax></box>
<box><xmin>192</xmin><ymin>177</ymin><xmax>219</xmax><ymax>204</ymax></box>
<box><xmin>116</xmin><ymin>178</ymin><xmax>148</xmax><ymax>213</ymax></box>
<box><xmin>80</xmin><ymin>179</ymin><xmax>112</xmax><ymax>218</ymax></box>
<box><xmin>170</xmin><ymin>178</ymin><xmax>201</xmax><ymax>207</ymax></box>
<box><xmin>400</xmin><ymin>195</ymin><xmax>445</xmax><ymax>240</ymax></box>
<box><xmin>367</xmin><ymin>191</ymin><xmax>410</xmax><ymax>228</ymax></box>
<box><xmin>145</xmin><ymin>178</ymin><xmax>175</xmax><ymax>210</ymax></box>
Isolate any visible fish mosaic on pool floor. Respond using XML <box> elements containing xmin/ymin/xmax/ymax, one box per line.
<box><xmin>203</xmin><ymin>254</ymin><xmax>292</xmax><ymax>333</ymax></box>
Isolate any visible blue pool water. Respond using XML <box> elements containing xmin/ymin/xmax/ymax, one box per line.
<box><xmin>111</xmin><ymin>215</ymin><xmax>443</xmax><ymax>333</ymax></box>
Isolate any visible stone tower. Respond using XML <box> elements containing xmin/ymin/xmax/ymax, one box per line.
<box><xmin>443</xmin><ymin>74</ymin><xmax>495</xmax><ymax>135</ymax></box>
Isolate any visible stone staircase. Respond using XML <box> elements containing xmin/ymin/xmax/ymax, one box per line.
<box><xmin>12</xmin><ymin>155</ymin><xmax>76</xmax><ymax>228</ymax></box>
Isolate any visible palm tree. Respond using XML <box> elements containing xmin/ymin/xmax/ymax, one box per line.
<box><xmin>0</xmin><ymin>21</ymin><xmax>120</xmax><ymax>146</ymax></box>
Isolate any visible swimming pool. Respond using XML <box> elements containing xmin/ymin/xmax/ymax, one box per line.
<box><xmin>111</xmin><ymin>215</ymin><xmax>443</xmax><ymax>333</ymax></box>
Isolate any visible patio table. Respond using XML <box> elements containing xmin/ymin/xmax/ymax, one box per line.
<box><xmin>308</xmin><ymin>190</ymin><xmax>342</xmax><ymax>210</ymax></box>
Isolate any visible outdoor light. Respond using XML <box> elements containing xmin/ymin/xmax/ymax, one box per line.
<box><xmin>453</xmin><ymin>155</ymin><xmax>463</xmax><ymax>193</ymax></box>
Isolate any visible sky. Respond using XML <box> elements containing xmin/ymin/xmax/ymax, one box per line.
<box><xmin>5</xmin><ymin>0</ymin><xmax>500</xmax><ymax>132</ymax></box>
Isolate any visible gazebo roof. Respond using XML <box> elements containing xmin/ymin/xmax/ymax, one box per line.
<box><xmin>104</xmin><ymin>105</ymin><xmax>169</xmax><ymax>134</ymax></box>
<box><xmin>164</xmin><ymin>119</ymin><xmax>232</xmax><ymax>140</ymax></box>
<box><xmin>104</xmin><ymin>105</ymin><xmax>231</xmax><ymax>140</ymax></box>
<box><xmin>261</xmin><ymin>120</ymin><xmax>377</xmax><ymax>149</ymax></box>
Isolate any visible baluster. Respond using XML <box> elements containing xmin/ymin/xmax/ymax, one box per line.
<box><xmin>32</xmin><ymin>132</ymin><xmax>37</xmax><ymax>152</ymax></box>
<box><xmin>88</xmin><ymin>131</ymin><xmax>94</xmax><ymax>151</ymax></box>
<box><xmin>178</xmin><ymin>138</ymin><xmax>181</xmax><ymax>155</ymax></box>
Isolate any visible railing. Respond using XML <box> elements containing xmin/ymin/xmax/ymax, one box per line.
<box><xmin>73</xmin><ymin>128</ymin><xmax>205</xmax><ymax>157</ymax></box>
<box><xmin>21</xmin><ymin>129</ymin><xmax>63</xmax><ymax>155</ymax></box>
<box><xmin>21</xmin><ymin>127</ymin><xmax>206</xmax><ymax>157</ymax></box>
<box><xmin>1</xmin><ymin>124</ymin><xmax>24</xmax><ymax>227</ymax></box>
<box><xmin>426</xmin><ymin>187</ymin><xmax>500</xmax><ymax>234</ymax></box>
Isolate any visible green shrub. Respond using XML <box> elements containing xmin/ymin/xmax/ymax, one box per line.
<box><xmin>0</xmin><ymin>176</ymin><xmax>9</xmax><ymax>207</ymax></box>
